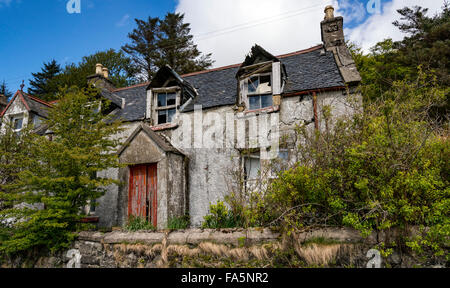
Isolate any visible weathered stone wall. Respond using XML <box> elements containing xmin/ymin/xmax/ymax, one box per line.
<box><xmin>3</xmin><ymin>227</ymin><xmax>445</xmax><ymax>268</ymax></box>
<box><xmin>97</xmin><ymin>90</ymin><xmax>361</xmax><ymax>228</ymax></box>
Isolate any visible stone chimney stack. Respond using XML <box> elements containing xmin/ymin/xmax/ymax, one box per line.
<box><xmin>102</xmin><ymin>67</ymin><xmax>109</xmax><ymax>79</ymax></box>
<box><xmin>87</xmin><ymin>64</ymin><xmax>115</xmax><ymax>90</ymax></box>
<box><xmin>321</xmin><ymin>5</ymin><xmax>361</xmax><ymax>84</ymax></box>
<box><xmin>96</xmin><ymin>63</ymin><xmax>104</xmax><ymax>75</ymax></box>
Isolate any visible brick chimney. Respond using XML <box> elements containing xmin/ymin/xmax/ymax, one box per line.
<box><xmin>87</xmin><ymin>63</ymin><xmax>115</xmax><ymax>90</ymax></box>
<box><xmin>321</xmin><ymin>5</ymin><xmax>361</xmax><ymax>84</ymax></box>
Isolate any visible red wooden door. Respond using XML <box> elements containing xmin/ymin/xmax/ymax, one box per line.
<box><xmin>128</xmin><ymin>164</ymin><xmax>157</xmax><ymax>227</ymax></box>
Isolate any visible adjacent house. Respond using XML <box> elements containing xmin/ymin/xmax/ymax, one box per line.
<box><xmin>1</xmin><ymin>6</ymin><xmax>362</xmax><ymax>229</ymax></box>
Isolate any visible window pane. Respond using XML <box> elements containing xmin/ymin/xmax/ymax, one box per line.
<box><xmin>166</xmin><ymin>93</ymin><xmax>176</xmax><ymax>106</ymax></box>
<box><xmin>260</xmin><ymin>94</ymin><xmax>273</xmax><ymax>108</ymax></box>
<box><xmin>260</xmin><ymin>75</ymin><xmax>271</xmax><ymax>87</ymax></box>
<box><xmin>168</xmin><ymin>109</ymin><xmax>176</xmax><ymax>123</ymax></box>
<box><xmin>248</xmin><ymin>76</ymin><xmax>259</xmax><ymax>94</ymax></box>
<box><xmin>249</xmin><ymin>96</ymin><xmax>260</xmax><ymax>110</ymax></box>
<box><xmin>13</xmin><ymin>118</ymin><xmax>23</xmax><ymax>130</ymax></box>
<box><xmin>158</xmin><ymin>110</ymin><xmax>167</xmax><ymax>124</ymax></box>
<box><xmin>245</xmin><ymin>156</ymin><xmax>261</xmax><ymax>180</ymax></box>
<box><xmin>158</xmin><ymin>94</ymin><xmax>167</xmax><ymax>107</ymax></box>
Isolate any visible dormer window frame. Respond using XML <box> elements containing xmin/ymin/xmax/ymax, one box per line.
<box><xmin>151</xmin><ymin>86</ymin><xmax>181</xmax><ymax>126</ymax></box>
<box><xmin>239</xmin><ymin>61</ymin><xmax>282</xmax><ymax>113</ymax></box>
<box><xmin>10</xmin><ymin>113</ymin><xmax>25</xmax><ymax>133</ymax></box>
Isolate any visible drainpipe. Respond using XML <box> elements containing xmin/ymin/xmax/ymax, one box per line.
<box><xmin>313</xmin><ymin>92</ymin><xmax>319</xmax><ymax>130</ymax></box>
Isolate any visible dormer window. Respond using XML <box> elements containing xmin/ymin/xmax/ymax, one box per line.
<box><xmin>246</xmin><ymin>73</ymin><xmax>273</xmax><ymax>111</ymax></box>
<box><xmin>155</xmin><ymin>91</ymin><xmax>178</xmax><ymax>125</ymax></box>
<box><xmin>12</xmin><ymin>115</ymin><xmax>23</xmax><ymax>132</ymax></box>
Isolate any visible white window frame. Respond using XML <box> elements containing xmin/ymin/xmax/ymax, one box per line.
<box><xmin>11</xmin><ymin>114</ymin><xmax>24</xmax><ymax>133</ymax></box>
<box><xmin>152</xmin><ymin>87</ymin><xmax>180</xmax><ymax>126</ymax></box>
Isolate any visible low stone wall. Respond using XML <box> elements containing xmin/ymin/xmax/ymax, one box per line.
<box><xmin>2</xmin><ymin>228</ymin><xmax>446</xmax><ymax>268</ymax></box>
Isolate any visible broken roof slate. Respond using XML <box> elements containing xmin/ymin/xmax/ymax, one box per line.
<box><xmin>103</xmin><ymin>45</ymin><xmax>346</xmax><ymax>119</ymax></box>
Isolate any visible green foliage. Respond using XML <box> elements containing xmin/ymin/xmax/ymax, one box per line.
<box><xmin>27</xmin><ymin>60</ymin><xmax>62</xmax><ymax>101</ymax></box>
<box><xmin>28</xmin><ymin>50</ymin><xmax>137</xmax><ymax>101</ymax></box>
<box><xmin>261</xmin><ymin>72</ymin><xmax>449</xmax><ymax>258</ymax></box>
<box><xmin>122</xmin><ymin>13</ymin><xmax>213</xmax><ymax>81</ymax></box>
<box><xmin>0</xmin><ymin>86</ymin><xmax>123</xmax><ymax>255</ymax></box>
<box><xmin>349</xmin><ymin>3</ymin><xmax>449</xmax><ymax>111</ymax></box>
<box><xmin>202</xmin><ymin>201</ymin><xmax>243</xmax><ymax>229</ymax></box>
<box><xmin>0</xmin><ymin>80</ymin><xmax>13</xmax><ymax>100</ymax></box>
<box><xmin>125</xmin><ymin>216</ymin><xmax>156</xmax><ymax>232</ymax></box>
<box><xmin>167</xmin><ymin>215</ymin><xmax>190</xmax><ymax>230</ymax></box>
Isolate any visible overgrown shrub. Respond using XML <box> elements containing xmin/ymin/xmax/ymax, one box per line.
<box><xmin>202</xmin><ymin>201</ymin><xmax>244</xmax><ymax>229</ymax></box>
<box><xmin>125</xmin><ymin>216</ymin><xmax>156</xmax><ymax>232</ymax></box>
<box><xmin>168</xmin><ymin>215</ymin><xmax>190</xmax><ymax>230</ymax></box>
<box><xmin>0</xmin><ymin>86</ymin><xmax>123</xmax><ymax>255</ymax></box>
<box><xmin>261</xmin><ymin>72</ymin><xmax>449</xmax><ymax>259</ymax></box>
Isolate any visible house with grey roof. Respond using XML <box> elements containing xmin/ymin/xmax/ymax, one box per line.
<box><xmin>1</xmin><ymin>6</ymin><xmax>362</xmax><ymax>229</ymax></box>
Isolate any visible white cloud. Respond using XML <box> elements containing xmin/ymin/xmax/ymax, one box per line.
<box><xmin>176</xmin><ymin>0</ymin><xmax>336</xmax><ymax>67</ymax></box>
<box><xmin>176</xmin><ymin>0</ymin><xmax>445</xmax><ymax>67</ymax></box>
<box><xmin>346</xmin><ymin>0</ymin><xmax>445</xmax><ymax>52</ymax></box>
<box><xmin>116</xmin><ymin>14</ymin><xmax>130</xmax><ymax>27</ymax></box>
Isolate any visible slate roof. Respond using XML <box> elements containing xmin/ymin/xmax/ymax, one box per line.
<box><xmin>111</xmin><ymin>84</ymin><xmax>148</xmax><ymax>122</ymax></box>
<box><xmin>4</xmin><ymin>45</ymin><xmax>346</xmax><ymax>123</ymax></box>
<box><xmin>0</xmin><ymin>90</ymin><xmax>52</xmax><ymax>118</ymax></box>
<box><xmin>21</xmin><ymin>92</ymin><xmax>52</xmax><ymax>118</ymax></box>
<box><xmin>118</xmin><ymin>123</ymin><xmax>183</xmax><ymax>156</ymax></box>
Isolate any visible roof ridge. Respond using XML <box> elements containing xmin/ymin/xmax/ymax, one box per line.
<box><xmin>112</xmin><ymin>82</ymin><xmax>150</xmax><ymax>92</ymax></box>
<box><xmin>111</xmin><ymin>45</ymin><xmax>325</xmax><ymax>92</ymax></box>
<box><xmin>23</xmin><ymin>92</ymin><xmax>53</xmax><ymax>107</ymax></box>
<box><xmin>181</xmin><ymin>44</ymin><xmax>324</xmax><ymax>78</ymax></box>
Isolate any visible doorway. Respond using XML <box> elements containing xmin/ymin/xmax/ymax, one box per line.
<box><xmin>128</xmin><ymin>164</ymin><xmax>157</xmax><ymax>227</ymax></box>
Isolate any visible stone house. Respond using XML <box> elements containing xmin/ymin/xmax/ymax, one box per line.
<box><xmin>1</xmin><ymin>6</ymin><xmax>361</xmax><ymax>229</ymax></box>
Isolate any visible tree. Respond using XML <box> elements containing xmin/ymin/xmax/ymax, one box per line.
<box><xmin>122</xmin><ymin>13</ymin><xmax>214</xmax><ymax>81</ymax></box>
<box><xmin>0</xmin><ymin>80</ymin><xmax>14</xmax><ymax>100</ymax></box>
<box><xmin>28</xmin><ymin>60</ymin><xmax>62</xmax><ymax>101</ymax></box>
<box><xmin>393</xmin><ymin>4</ymin><xmax>450</xmax><ymax>86</ymax></box>
<box><xmin>156</xmin><ymin>13</ymin><xmax>214</xmax><ymax>75</ymax></box>
<box><xmin>122</xmin><ymin>16</ymin><xmax>161</xmax><ymax>81</ymax></box>
<box><xmin>54</xmin><ymin>49</ymin><xmax>138</xmax><ymax>90</ymax></box>
<box><xmin>0</xmin><ymin>86</ymin><xmax>123</xmax><ymax>254</ymax></box>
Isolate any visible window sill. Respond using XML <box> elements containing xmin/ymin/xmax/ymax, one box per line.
<box><xmin>244</xmin><ymin>105</ymin><xmax>280</xmax><ymax>115</ymax></box>
<box><xmin>151</xmin><ymin>123</ymin><xmax>179</xmax><ymax>131</ymax></box>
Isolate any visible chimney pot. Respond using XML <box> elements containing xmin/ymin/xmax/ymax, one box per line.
<box><xmin>96</xmin><ymin>63</ymin><xmax>103</xmax><ymax>75</ymax></box>
<box><xmin>324</xmin><ymin>5</ymin><xmax>335</xmax><ymax>20</ymax></box>
<box><xmin>102</xmin><ymin>67</ymin><xmax>109</xmax><ymax>79</ymax></box>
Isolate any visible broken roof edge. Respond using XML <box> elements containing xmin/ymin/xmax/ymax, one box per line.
<box><xmin>111</xmin><ymin>44</ymin><xmax>326</xmax><ymax>93</ymax></box>
<box><xmin>117</xmin><ymin>123</ymin><xmax>183</xmax><ymax>157</ymax></box>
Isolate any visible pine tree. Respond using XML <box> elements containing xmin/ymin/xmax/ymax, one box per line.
<box><xmin>122</xmin><ymin>13</ymin><xmax>213</xmax><ymax>81</ymax></box>
<box><xmin>156</xmin><ymin>13</ymin><xmax>214</xmax><ymax>75</ymax></box>
<box><xmin>54</xmin><ymin>49</ymin><xmax>138</xmax><ymax>90</ymax></box>
<box><xmin>0</xmin><ymin>80</ymin><xmax>13</xmax><ymax>99</ymax></box>
<box><xmin>28</xmin><ymin>60</ymin><xmax>61</xmax><ymax>101</ymax></box>
<box><xmin>122</xmin><ymin>16</ymin><xmax>161</xmax><ymax>81</ymax></box>
<box><xmin>0</xmin><ymin>86</ymin><xmax>124</xmax><ymax>254</ymax></box>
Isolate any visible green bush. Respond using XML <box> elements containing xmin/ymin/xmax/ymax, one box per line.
<box><xmin>124</xmin><ymin>216</ymin><xmax>156</xmax><ymax>232</ymax></box>
<box><xmin>168</xmin><ymin>215</ymin><xmax>190</xmax><ymax>230</ymax></box>
<box><xmin>202</xmin><ymin>201</ymin><xmax>243</xmax><ymax>229</ymax></box>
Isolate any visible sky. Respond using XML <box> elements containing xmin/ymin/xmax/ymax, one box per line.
<box><xmin>0</xmin><ymin>0</ymin><xmax>445</xmax><ymax>93</ymax></box>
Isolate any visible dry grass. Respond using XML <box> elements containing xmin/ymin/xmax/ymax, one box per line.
<box><xmin>198</xmin><ymin>242</ymin><xmax>229</xmax><ymax>256</ymax></box>
<box><xmin>294</xmin><ymin>243</ymin><xmax>342</xmax><ymax>266</ymax></box>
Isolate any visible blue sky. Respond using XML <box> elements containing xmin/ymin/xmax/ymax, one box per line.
<box><xmin>0</xmin><ymin>0</ymin><xmax>443</xmax><ymax>93</ymax></box>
